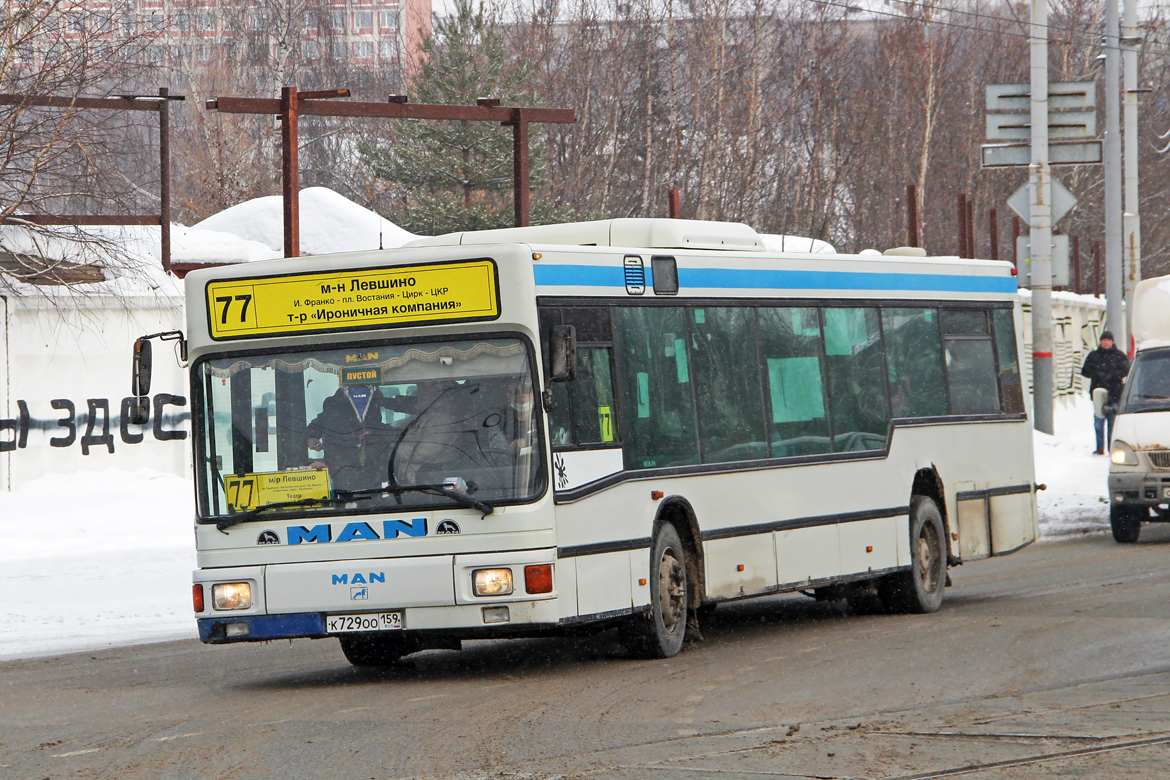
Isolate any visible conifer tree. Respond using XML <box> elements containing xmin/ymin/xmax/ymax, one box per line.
<box><xmin>363</xmin><ymin>0</ymin><xmax>576</xmax><ymax>234</ymax></box>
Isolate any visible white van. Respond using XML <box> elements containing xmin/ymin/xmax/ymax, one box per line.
<box><xmin>1108</xmin><ymin>275</ymin><xmax>1170</xmax><ymax>542</ymax></box>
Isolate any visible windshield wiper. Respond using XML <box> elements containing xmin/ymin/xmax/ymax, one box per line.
<box><xmin>338</xmin><ymin>484</ymin><xmax>494</xmax><ymax>517</ymax></box>
<box><xmin>215</xmin><ymin>495</ymin><xmax>371</xmax><ymax>532</ymax></box>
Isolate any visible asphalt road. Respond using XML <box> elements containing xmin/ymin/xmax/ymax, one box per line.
<box><xmin>5</xmin><ymin>527</ymin><xmax>1170</xmax><ymax>780</ymax></box>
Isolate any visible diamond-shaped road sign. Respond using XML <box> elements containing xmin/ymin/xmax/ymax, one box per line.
<box><xmin>1007</xmin><ymin>178</ymin><xmax>1078</xmax><ymax>226</ymax></box>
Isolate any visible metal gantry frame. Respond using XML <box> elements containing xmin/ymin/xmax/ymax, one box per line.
<box><xmin>206</xmin><ymin>88</ymin><xmax>576</xmax><ymax>257</ymax></box>
<box><xmin>0</xmin><ymin>88</ymin><xmax>185</xmax><ymax>273</ymax></box>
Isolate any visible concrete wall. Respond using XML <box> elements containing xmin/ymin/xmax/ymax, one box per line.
<box><xmin>1019</xmin><ymin>290</ymin><xmax>1110</xmax><ymax>406</ymax></box>
<box><xmin>0</xmin><ymin>293</ymin><xmax>190</xmax><ymax>491</ymax></box>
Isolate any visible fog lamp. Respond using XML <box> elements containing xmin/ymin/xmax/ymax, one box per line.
<box><xmin>212</xmin><ymin>582</ymin><xmax>252</xmax><ymax>610</ymax></box>
<box><xmin>472</xmin><ymin>568</ymin><xmax>513</xmax><ymax>596</ymax></box>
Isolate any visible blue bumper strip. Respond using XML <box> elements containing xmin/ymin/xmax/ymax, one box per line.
<box><xmin>198</xmin><ymin>613</ymin><xmax>327</xmax><ymax>643</ymax></box>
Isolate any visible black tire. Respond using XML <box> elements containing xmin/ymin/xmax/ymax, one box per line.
<box><xmin>339</xmin><ymin>634</ymin><xmax>415</xmax><ymax>667</ymax></box>
<box><xmin>879</xmin><ymin>497</ymin><xmax>947</xmax><ymax>614</ymax></box>
<box><xmin>620</xmin><ymin>524</ymin><xmax>689</xmax><ymax>659</ymax></box>
<box><xmin>1110</xmin><ymin>505</ymin><xmax>1143</xmax><ymax>544</ymax></box>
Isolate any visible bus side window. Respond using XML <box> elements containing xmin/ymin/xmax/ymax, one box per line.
<box><xmin>758</xmin><ymin>307</ymin><xmax>831</xmax><ymax>458</ymax></box>
<box><xmin>539</xmin><ymin>308</ymin><xmax>573</xmax><ymax>447</ymax></box>
<box><xmin>691</xmin><ymin>307</ymin><xmax>767</xmax><ymax>463</ymax></box>
<box><xmin>991</xmin><ymin>308</ymin><xmax>1025</xmax><ymax>414</ymax></box>
<box><xmin>881</xmin><ymin>308</ymin><xmax>947</xmax><ymax>419</ymax></box>
<box><xmin>823</xmin><ymin>307</ymin><xmax>890</xmax><ymax>452</ymax></box>
<box><xmin>941</xmin><ymin>309</ymin><xmax>1000</xmax><ymax>415</ymax></box>
<box><xmin>614</xmin><ymin>306</ymin><xmax>698</xmax><ymax>468</ymax></box>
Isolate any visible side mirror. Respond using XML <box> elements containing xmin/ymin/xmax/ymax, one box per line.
<box><xmin>131</xmin><ymin>338</ymin><xmax>153</xmax><ymax>396</ymax></box>
<box><xmin>549</xmin><ymin>325</ymin><xmax>577</xmax><ymax>382</ymax></box>
<box><xmin>129</xmin><ymin>396</ymin><xmax>151</xmax><ymax>426</ymax></box>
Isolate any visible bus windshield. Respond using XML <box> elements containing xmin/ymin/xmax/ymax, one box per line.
<box><xmin>197</xmin><ymin>336</ymin><xmax>544</xmax><ymax>519</ymax></box>
<box><xmin>1119</xmin><ymin>348</ymin><xmax>1170</xmax><ymax>415</ymax></box>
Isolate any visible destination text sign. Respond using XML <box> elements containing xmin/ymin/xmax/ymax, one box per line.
<box><xmin>205</xmin><ymin>259</ymin><xmax>499</xmax><ymax>340</ymax></box>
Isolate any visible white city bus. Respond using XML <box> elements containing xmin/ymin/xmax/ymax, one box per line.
<box><xmin>143</xmin><ymin>218</ymin><xmax>1037</xmax><ymax>664</ymax></box>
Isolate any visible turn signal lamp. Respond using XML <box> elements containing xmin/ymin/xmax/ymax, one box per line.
<box><xmin>473</xmin><ymin>568</ymin><xmax>513</xmax><ymax>597</ymax></box>
<box><xmin>525</xmin><ymin>564</ymin><xmax>554</xmax><ymax>594</ymax></box>
<box><xmin>192</xmin><ymin>584</ymin><xmax>205</xmax><ymax>613</ymax></box>
<box><xmin>212</xmin><ymin>582</ymin><xmax>252</xmax><ymax>611</ymax></box>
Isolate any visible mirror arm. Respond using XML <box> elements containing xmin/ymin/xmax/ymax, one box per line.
<box><xmin>139</xmin><ymin>330</ymin><xmax>188</xmax><ymax>363</ymax></box>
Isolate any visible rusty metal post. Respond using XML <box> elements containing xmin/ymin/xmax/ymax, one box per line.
<box><xmin>511</xmin><ymin>109</ymin><xmax>530</xmax><ymax>227</ymax></box>
<box><xmin>1072</xmin><ymin>235</ymin><xmax>1081</xmax><ymax>294</ymax></box>
<box><xmin>1012</xmin><ymin>215</ymin><xmax>1021</xmax><ymax>270</ymax></box>
<box><xmin>668</xmin><ymin>189</ymin><xmax>681</xmax><ymax>219</ymax></box>
<box><xmin>1093</xmin><ymin>240</ymin><xmax>1102</xmax><ymax>296</ymax></box>
<box><xmin>957</xmin><ymin>194</ymin><xmax>968</xmax><ymax>258</ymax></box>
<box><xmin>966</xmin><ymin>198</ymin><xmax>976</xmax><ymax>258</ymax></box>
<box><xmin>281</xmin><ymin>86</ymin><xmax>300</xmax><ymax>257</ymax></box>
<box><xmin>907</xmin><ymin>184</ymin><xmax>919</xmax><ymax>247</ymax></box>
<box><xmin>158</xmin><ymin>87</ymin><xmax>171</xmax><ymax>274</ymax></box>
<box><xmin>989</xmin><ymin>209</ymin><xmax>999</xmax><ymax>260</ymax></box>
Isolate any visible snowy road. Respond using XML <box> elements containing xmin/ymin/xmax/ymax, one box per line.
<box><xmin>3</xmin><ymin>529</ymin><xmax>1170</xmax><ymax>778</ymax></box>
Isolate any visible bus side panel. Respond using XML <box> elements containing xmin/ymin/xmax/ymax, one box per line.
<box><xmin>704</xmin><ymin>537</ymin><xmax>778</xmax><ymax>599</ymax></box>
<box><xmin>837</xmin><ymin>517</ymin><xmax>901</xmax><ymax>575</ymax></box>
<box><xmin>990</xmin><ymin>493</ymin><xmax>1034</xmax><ymax>554</ymax></box>
<box><xmin>556</xmin><ymin>556</ymin><xmax>579</xmax><ymax>621</ymax></box>
<box><xmin>575</xmin><ymin>552</ymin><xmax>632</xmax><ymax>617</ymax></box>
<box><xmin>776</xmin><ymin>526</ymin><xmax>840</xmax><ymax>587</ymax></box>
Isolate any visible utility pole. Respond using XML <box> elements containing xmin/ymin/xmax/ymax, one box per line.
<box><xmin>1105</xmin><ymin>0</ymin><xmax>1124</xmax><ymax>347</ymax></box>
<box><xmin>1122</xmin><ymin>0</ymin><xmax>1142</xmax><ymax>351</ymax></box>
<box><xmin>1030</xmin><ymin>0</ymin><xmax>1054</xmax><ymax>434</ymax></box>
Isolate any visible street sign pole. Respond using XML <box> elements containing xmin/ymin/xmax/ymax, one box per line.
<box><xmin>1105</xmin><ymin>0</ymin><xmax>1125</xmax><ymax>347</ymax></box>
<box><xmin>1030</xmin><ymin>0</ymin><xmax>1054</xmax><ymax>434</ymax></box>
<box><xmin>1123</xmin><ymin>0</ymin><xmax>1142</xmax><ymax>351</ymax></box>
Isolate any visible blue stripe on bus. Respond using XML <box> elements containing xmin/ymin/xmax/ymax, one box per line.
<box><xmin>533</xmin><ymin>264</ymin><xmax>1018</xmax><ymax>294</ymax></box>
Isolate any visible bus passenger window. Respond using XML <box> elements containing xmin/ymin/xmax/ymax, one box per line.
<box><xmin>823</xmin><ymin>307</ymin><xmax>890</xmax><ymax>451</ymax></box>
<box><xmin>539</xmin><ymin>308</ymin><xmax>572</xmax><ymax>446</ymax></box>
<box><xmin>992</xmin><ymin>309</ymin><xmax>1025</xmax><ymax>414</ymax></box>
<box><xmin>692</xmin><ymin>307</ymin><xmax>767</xmax><ymax>463</ymax></box>
<box><xmin>569</xmin><ymin>347</ymin><xmax>619</xmax><ymax>445</ymax></box>
<box><xmin>942</xmin><ymin>309</ymin><xmax>1000</xmax><ymax>415</ymax></box>
<box><xmin>881</xmin><ymin>308</ymin><xmax>947</xmax><ymax>419</ymax></box>
<box><xmin>758</xmin><ymin>307</ymin><xmax>830</xmax><ymax>457</ymax></box>
<box><xmin>615</xmin><ymin>307</ymin><xmax>698</xmax><ymax>468</ymax></box>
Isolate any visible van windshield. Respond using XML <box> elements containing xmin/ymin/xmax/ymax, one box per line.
<box><xmin>196</xmin><ymin>336</ymin><xmax>544</xmax><ymax>520</ymax></box>
<box><xmin>1119</xmin><ymin>348</ymin><xmax>1170</xmax><ymax>414</ymax></box>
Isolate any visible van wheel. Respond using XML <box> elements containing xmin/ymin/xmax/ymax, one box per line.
<box><xmin>1110</xmin><ymin>505</ymin><xmax>1143</xmax><ymax>544</ymax></box>
<box><xmin>620</xmin><ymin>524</ymin><xmax>689</xmax><ymax>659</ymax></box>
<box><xmin>339</xmin><ymin>634</ymin><xmax>414</xmax><ymax>666</ymax></box>
<box><xmin>879</xmin><ymin>497</ymin><xmax>946</xmax><ymax>614</ymax></box>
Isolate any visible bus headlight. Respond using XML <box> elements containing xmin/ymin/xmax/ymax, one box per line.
<box><xmin>472</xmin><ymin>568</ymin><xmax>513</xmax><ymax>597</ymax></box>
<box><xmin>1111</xmin><ymin>441</ymin><xmax>1138</xmax><ymax>466</ymax></box>
<box><xmin>212</xmin><ymin>582</ymin><xmax>252</xmax><ymax>610</ymax></box>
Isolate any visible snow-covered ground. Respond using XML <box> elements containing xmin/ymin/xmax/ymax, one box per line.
<box><xmin>0</xmin><ymin>391</ymin><xmax>1113</xmax><ymax>661</ymax></box>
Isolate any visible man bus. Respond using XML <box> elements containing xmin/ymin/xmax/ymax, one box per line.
<box><xmin>132</xmin><ymin>218</ymin><xmax>1038</xmax><ymax>665</ymax></box>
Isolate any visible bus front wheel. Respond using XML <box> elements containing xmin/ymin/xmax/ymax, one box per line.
<box><xmin>1110</xmin><ymin>505</ymin><xmax>1143</xmax><ymax>544</ymax></box>
<box><xmin>620</xmin><ymin>524</ymin><xmax>689</xmax><ymax>659</ymax></box>
<box><xmin>879</xmin><ymin>497</ymin><xmax>946</xmax><ymax>614</ymax></box>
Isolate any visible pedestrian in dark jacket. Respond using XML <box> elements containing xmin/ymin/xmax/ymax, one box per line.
<box><xmin>1080</xmin><ymin>330</ymin><xmax>1131</xmax><ymax>454</ymax></box>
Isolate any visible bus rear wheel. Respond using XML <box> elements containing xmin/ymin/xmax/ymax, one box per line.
<box><xmin>879</xmin><ymin>497</ymin><xmax>946</xmax><ymax>614</ymax></box>
<box><xmin>1110</xmin><ymin>505</ymin><xmax>1143</xmax><ymax>544</ymax></box>
<box><xmin>620</xmin><ymin>524</ymin><xmax>689</xmax><ymax>659</ymax></box>
<box><xmin>339</xmin><ymin>634</ymin><xmax>414</xmax><ymax>667</ymax></box>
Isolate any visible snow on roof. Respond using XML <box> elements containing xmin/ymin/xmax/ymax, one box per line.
<box><xmin>193</xmin><ymin>187</ymin><xmax>416</xmax><ymax>257</ymax></box>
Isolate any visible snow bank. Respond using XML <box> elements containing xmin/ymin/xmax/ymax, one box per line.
<box><xmin>194</xmin><ymin>186</ymin><xmax>416</xmax><ymax>256</ymax></box>
<box><xmin>1033</xmin><ymin>393</ymin><xmax>1111</xmax><ymax>537</ymax></box>
<box><xmin>0</xmin><ymin>469</ymin><xmax>196</xmax><ymax>659</ymax></box>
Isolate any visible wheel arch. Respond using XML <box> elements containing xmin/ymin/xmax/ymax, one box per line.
<box><xmin>911</xmin><ymin>466</ymin><xmax>957</xmax><ymax>566</ymax></box>
<box><xmin>654</xmin><ymin>496</ymin><xmax>706</xmax><ymax>608</ymax></box>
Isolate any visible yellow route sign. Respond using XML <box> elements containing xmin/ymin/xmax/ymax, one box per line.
<box><xmin>206</xmin><ymin>259</ymin><xmax>499</xmax><ymax>340</ymax></box>
<box><xmin>224</xmin><ymin>469</ymin><xmax>332</xmax><ymax>514</ymax></box>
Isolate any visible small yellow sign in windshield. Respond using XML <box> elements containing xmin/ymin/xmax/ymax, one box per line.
<box><xmin>225</xmin><ymin>469</ymin><xmax>332</xmax><ymax>514</ymax></box>
<box><xmin>206</xmin><ymin>259</ymin><xmax>499</xmax><ymax>340</ymax></box>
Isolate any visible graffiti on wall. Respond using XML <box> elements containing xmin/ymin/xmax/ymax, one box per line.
<box><xmin>0</xmin><ymin>394</ymin><xmax>189</xmax><ymax>454</ymax></box>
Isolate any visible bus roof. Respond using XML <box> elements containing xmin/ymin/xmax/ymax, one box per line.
<box><xmin>406</xmin><ymin>218</ymin><xmax>767</xmax><ymax>252</ymax></box>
